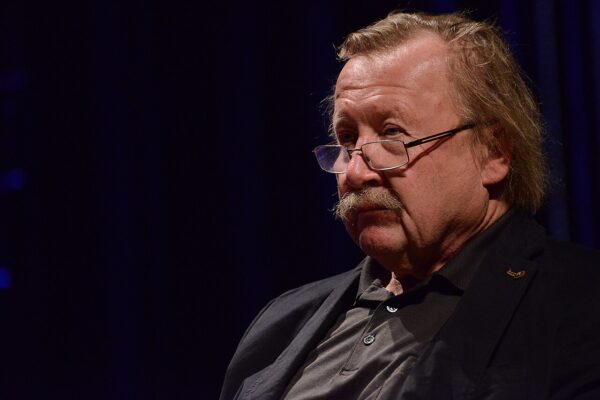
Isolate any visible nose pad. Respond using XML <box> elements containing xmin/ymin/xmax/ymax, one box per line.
<box><xmin>346</xmin><ymin>150</ymin><xmax>368</xmax><ymax>171</ymax></box>
<box><xmin>345</xmin><ymin>149</ymin><xmax>383</xmax><ymax>189</ymax></box>
<box><xmin>347</xmin><ymin>148</ymin><xmax>369</xmax><ymax>167</ymax></box>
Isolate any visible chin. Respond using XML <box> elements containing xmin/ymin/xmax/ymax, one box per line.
<box><xmin>353</xmin><ymin>224</ymin><xmax>407</xmax><ymax>258</ymax></box>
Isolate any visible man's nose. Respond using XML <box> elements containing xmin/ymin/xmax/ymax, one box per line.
<box><xmin>344</xmin><ymin>150</ymin><xmax>384</xmax><ymax>189</ymax></box>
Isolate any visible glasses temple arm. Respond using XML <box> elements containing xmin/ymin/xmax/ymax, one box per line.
<box><xmin>404</xmin><ymin>124</ymin><xmax>475</xmax><ymax>148</ymax></box>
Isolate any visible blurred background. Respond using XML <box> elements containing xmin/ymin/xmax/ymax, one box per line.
<box><xmin>1</xmin><ymin>0</ymin><xmax>598</xmax><ymax>398</ymax></box>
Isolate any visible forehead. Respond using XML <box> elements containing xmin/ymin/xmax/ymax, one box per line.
<box><xmin>333</xmin><ymin>34</ymin><xmax>458</xmax><ymax>125</ymax></box>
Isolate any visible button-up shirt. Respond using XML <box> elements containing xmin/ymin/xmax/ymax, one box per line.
<box><xmin>282</xmin><ymin>211</ymin><xmax>514</xmax><ymax>399</ymax></box>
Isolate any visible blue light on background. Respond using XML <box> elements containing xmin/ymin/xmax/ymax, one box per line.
<box><xmin>0</xmin><ymin>168</ymin><xmax>25</xmax><ymax>193</ymax></box>
<box><xmin>0</xmin><ymin>267</ymin><xmax>12</xmax><ymax>289</ymax></box>
<box><xmin>0</xmin><ymin>68</ymin><xmax>26</xmax><ymax>93</ymax></box>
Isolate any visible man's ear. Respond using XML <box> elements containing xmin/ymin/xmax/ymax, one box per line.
<box><xmin>480</xmin><ymin>124</ymin><xmax>511</xmax><ymax>187</ymax></box>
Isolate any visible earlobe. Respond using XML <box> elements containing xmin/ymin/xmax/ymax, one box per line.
<box><xmin>479</xmin><ymin>124</ymin><xmax>512</xmax><ymax>187</ymax></box>
<box><xmin>481</xmin><ymin>155</ymin><xmax>510</xmax><ymax>186</ymax></box>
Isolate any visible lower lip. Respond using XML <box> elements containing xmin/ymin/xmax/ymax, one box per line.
<box><xmin>355</xmin><ymin>209</ymin><xmax>392</xmax><ymax>228</ymax></box>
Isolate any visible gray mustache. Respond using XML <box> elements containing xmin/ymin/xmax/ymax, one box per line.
<box><xmin>334</xmin><ymin>188</ymin><xmax>404</xmax><ymax>222</ymax></box>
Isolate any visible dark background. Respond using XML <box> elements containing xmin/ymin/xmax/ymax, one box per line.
<box><xmin>1</xmin><ymin>0</ymin><xmax>599</xmax><ymax>398</ymax></box>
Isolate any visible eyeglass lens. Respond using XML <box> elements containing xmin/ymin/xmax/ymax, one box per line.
<box><xmin>316</xmin><ymin>141</ymin><xmax>408</xmax><ymax>173</ymax></box>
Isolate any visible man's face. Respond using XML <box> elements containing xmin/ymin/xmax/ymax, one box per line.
<box><xmin>333</xmin><ymin>34</ymin><xmax>499</xmax><ymax>277</ymax></box>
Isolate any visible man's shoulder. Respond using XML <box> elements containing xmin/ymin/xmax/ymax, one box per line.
<box><xmin>237</xmin><ymin>261</ymin><xmax>363</xmax><ymax>346</ymax></box>
<box><xmin>219</xmin><ymin>262</ymin><xmax>363</xmax><ymax>400</ymax></box>
<box><xmin>481</xmin><ymin>212</ymin><xmax>600</xmax><ymax>302</ymax></box>
<box><xmin>267</xmin><ymin>263</ymin><xmax>363</xmax><ymax>311</ymax></box>
<box><xmin>544</xmin><ymin>238</ymin><xmax>600</xmax><ymax>264</ymax></box>
<box><xmin>499</xmin><ymin>211</ymin><xmax>600</xmax><ymax>276</ymax></box>
<box><xmin>538</xmin><ymin>238</ymin><xmax>600</xmax><ymax>292</ymax></box>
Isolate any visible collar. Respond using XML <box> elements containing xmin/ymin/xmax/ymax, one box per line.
<box><xmin>355</xmin><ymin>209</ymin><xmax>517</xmax><ymax>303</ymax></box>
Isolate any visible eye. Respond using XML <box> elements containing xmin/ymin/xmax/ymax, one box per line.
<box><xmin>336</xmin><ymin>131</ymin><xmax>356</xmax><ymax>147</ymax></box>
<box><xmin>382</xmin><ymin>126</ymin><xmax>403</xmax><ymax>138</ymax></box>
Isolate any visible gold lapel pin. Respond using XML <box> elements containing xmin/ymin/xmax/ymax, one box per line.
<box><xmin>506</xmin><ymin>268</ymin><xmax>526</xmax><ymax>279</ymax></box>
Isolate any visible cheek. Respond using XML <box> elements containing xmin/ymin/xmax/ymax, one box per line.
<box><xmin>386</xmin><ymin>157</ymin><xmax>465</xmax><ymax>215</ymax></box>
<box><xmin>336</xmin><ymin>174</ymin><xmax>347</xmax><ymax>196</ymax></box>
<box><xmin>386</xmin><ymin>167</ymin><xmax>433</xmax><ymax>204</ymax></box>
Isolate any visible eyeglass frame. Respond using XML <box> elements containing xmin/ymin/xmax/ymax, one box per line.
<box><xmin>313</xmin><ymin>123</ymin><xmax>476</xmax><ymax>174</ymax></box>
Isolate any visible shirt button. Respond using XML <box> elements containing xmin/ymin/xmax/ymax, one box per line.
<box><xmin>386</xmin><ymin>305</ymin><xmax>398</xmax><ymax>313</ymax></box>
<box><xmin>363</xmin><ymin>334</ymin><xmax>375</xmax><ymax>345</ymax></box>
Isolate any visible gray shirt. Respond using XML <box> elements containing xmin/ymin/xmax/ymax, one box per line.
<box><xmin>282</xmin><ymin>212</ymin><xmax>513</xmax><ymax>400</ymax></box>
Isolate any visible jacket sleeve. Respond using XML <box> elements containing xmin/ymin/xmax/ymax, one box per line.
<box><xmin>219</xmin><ymin>297</ymin><xmax>278</xmax><ymax>400</ymax></box>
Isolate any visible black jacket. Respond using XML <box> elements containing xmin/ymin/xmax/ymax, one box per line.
<box><xmin>220</xmin><ymin>214</ymin><xmax>600</xmax><ymax>399</ymax></box>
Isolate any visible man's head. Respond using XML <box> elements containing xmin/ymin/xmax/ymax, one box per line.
<box><xmin>328</xmin><ymin>12</ymin><xmax>546</xmax><ymax>276</ymax></box>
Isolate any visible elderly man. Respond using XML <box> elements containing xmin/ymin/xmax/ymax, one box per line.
<box><xmin>220</xmin><ymin>12</ymin><xmax>600</xmax><ymax>399</ymax></box>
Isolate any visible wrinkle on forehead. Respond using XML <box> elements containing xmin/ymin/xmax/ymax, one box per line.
<box><xmin>332</xmin><ymin>34</ymin><xmax>457</xmax><ymax>131</ymax></box>
<box><xmin>335</xmin><ymin>33</ymin><xmax>451</xmax><ymax>96</ymax></box>
<box><xmin>333</xmin><ymin>94</ymin><xmax>418</xmax><ymax>128</ymax></box>
<box><xmin>335</xmin><ymin>85</ymin><xmax>412</xmax><ymax>102</ymax></box>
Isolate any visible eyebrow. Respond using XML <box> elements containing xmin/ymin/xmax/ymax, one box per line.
<box><xmin>332</xmin><ymin>107</ymin><xmax>415</xmax><ymax>131</ymax></box>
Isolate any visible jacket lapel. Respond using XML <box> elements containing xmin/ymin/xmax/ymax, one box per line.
<box><xmin>240</xmin><ymin>264</ymin><xmax>362</xmax><ymax>400</ymax></box>
<box><xmin>398</xmin><ymin>214</ymin><xmax>546</xmax><ymax>399</ymax></box>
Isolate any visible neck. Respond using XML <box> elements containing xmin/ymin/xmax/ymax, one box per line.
<box><xmin>379</xmin><ymin>199</ymin><xmax>510</xmax><ymax>287</ymax></box>
<box><xmin>384</xmin><ymin>273</ymin><xmax>421</xmax><ymax>295</ymax></box>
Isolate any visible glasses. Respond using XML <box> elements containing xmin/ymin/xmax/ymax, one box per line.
<box><xmin>313</xmin><ymin>124</ymin><xmax>475</xmax><ymax>174</ymax></box>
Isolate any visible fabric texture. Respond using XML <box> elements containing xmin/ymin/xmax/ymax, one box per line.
<box><xmin>281</xmin><ymin>267</ymin><xmax>459</xmax><ymax>400</ymax></box>
<box><xmin>220</xmin><ymin>213</ymin><xmax>600</xmax><ymax>400</ymax></box>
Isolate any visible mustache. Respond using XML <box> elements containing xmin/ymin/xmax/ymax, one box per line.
<box><xmin>333</xmin><ymin>188</ymin><xmax>403</xmax><ymax>222</ymax></box>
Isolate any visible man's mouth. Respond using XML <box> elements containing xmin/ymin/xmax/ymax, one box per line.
<box><xmin>355</xmin><ymin>205</ymin><xmax>388</xmax><ymax>213</ymax></box>
<box><xmin>333</xmin><ymin>188</ymin><xmax>403</xmax><ymax>222</ymax></box>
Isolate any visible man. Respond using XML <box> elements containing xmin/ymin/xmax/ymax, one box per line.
<box><xmin>220</xmin><ymin>12</ymin><xmax>600</xmax><ymax>399</ymax></box>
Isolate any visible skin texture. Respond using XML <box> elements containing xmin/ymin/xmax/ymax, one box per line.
<box><xmin>333</xmin><ymin>33</ymin><xmax>510</xmax><ymax>294</ymax></box>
